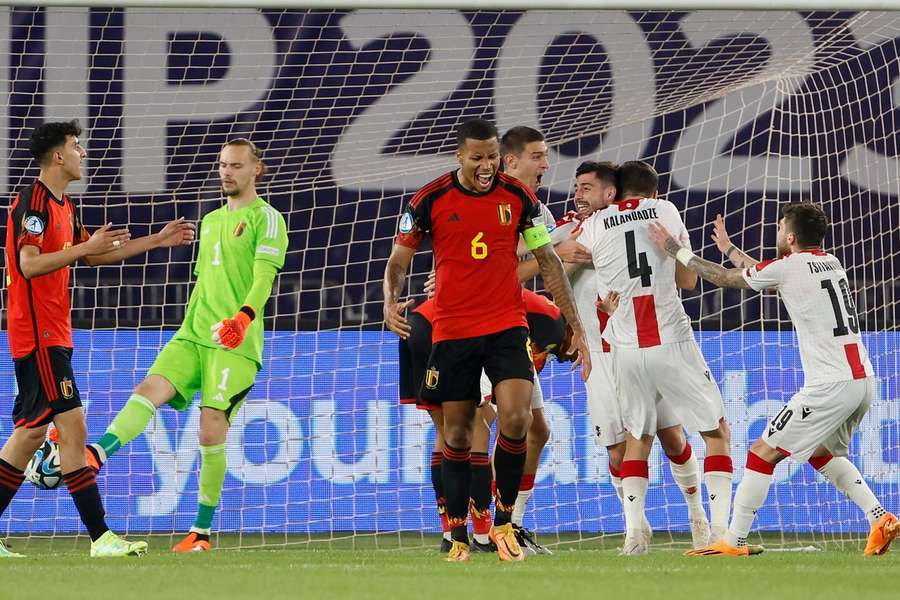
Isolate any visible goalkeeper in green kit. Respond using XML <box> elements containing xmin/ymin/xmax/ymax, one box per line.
<box><xmin>85</xmin><ymin>139</ymin><xmax>288</xmax><ymax>552</ymax></box>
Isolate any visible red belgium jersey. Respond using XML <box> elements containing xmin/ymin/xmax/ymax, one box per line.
<box><xmin>396</xmin><ymin>170</ymin><xmax>543</xmax><ymax>342</ymax></box>
<box><xmin>4</xmin><ymin>180</ymin><xmax>89</xmax><ymax>358</ymax></box>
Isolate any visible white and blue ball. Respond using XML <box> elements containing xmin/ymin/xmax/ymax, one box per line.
<box><xmin>25</xmin><ymin>439</ymin><xmax>63</xmax><ymax>490</ymax></box>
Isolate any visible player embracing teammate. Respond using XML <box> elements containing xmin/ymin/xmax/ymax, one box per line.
<box><xmin>650</xmin><ymin>202</ymin><xmax>899</xmax><ymax>556</ymax></box>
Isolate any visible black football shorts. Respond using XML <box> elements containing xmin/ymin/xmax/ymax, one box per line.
<box><xmin>420</xmin><ymin>326</ymin><xmax>533</xmax><ymax>405</ymax></box>
<box><xmin>12</xmin><ymin>346</ymin><xmax>82</xmax><ymax>429</ymax></box>
<box><xmin>398</xmin><ymin>311</ymin><xmax>441</xmax><ymax>411</ymax></box>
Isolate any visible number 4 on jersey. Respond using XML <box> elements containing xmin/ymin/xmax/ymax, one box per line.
<box><xmin>625</xmin><ymin>230</ymin><xmax>652</xmax><ymax>287</ymax></box>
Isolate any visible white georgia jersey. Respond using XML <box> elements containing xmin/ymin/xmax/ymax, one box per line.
<box><xmin>742</xmin><ymin>249</ymin><xmax>874</xmax><ymax>386</ymax></box>
<box><xmin>551</xmin><ymin>211</ymin><xmax>608</xmax><ymax>353</ymax></box>
<box><xmin>577</xmin><ymin>197</ymin><xmax>694</xmax><ymax>349</ymax></box>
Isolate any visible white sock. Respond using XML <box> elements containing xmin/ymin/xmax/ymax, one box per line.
<box><xmin>473</xmin><ymin>533</ymin><xmax>490</xmax><ymax>544</ymax></box>
<box><xmin>443</xmin><ymin>532</ymin><xmax>451</xmax><ymax>541</ymax></box>
<box><xmin>610</xmin><ymin>475</ymin><xmax>624</xmax><ymax>502</ymax></box>
<box><xmin>704</xmin><ymin>455</ymin><xmax>734</xmax><ymax>540</ymax></box>
<box><xmin>622</xmin><ymin>476</ymin><xmax>649</xmax><ymax>537</ymax></box>
<box><xmin>668</xmin><ymin>453</ymin><xmax>705</xmax><ymax>520</ymax></box>
<box><xmin>816</xmin><ymin>457</ymin><xmax>885</xmax><ymax>525</ymax></box>
<box><xmin>512</xmin><ymin>488</ymin><xmax>533</xmax><ymax>527</ymax></box>
<box><xmin>724</xmin><ymin>462</ymin><xmax>772</xmax><ymax>548</ymax></box>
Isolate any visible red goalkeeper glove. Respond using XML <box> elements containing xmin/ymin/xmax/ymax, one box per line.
<box><xmin>211</xmin><ymin>306</ymin><xmax>255</xmax><ymax>350</ymax></box>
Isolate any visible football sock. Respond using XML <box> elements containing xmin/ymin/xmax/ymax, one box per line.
<box><xmin>609</xmin><ymin>462</ymin><xmax>624</xmax><ymax>502</ymax></box>
<box><xmin>620</xmin><ymin>460</ymin><xmax>649</xmax><ymax>539</ymax></box>
<box><xmin>192</xmin><ymin>443</ymin><xmax>226</xmax><ymax>533</ymax></box>
<box><xmin>0</xmin><ymin>459</ymin><xmax>24</xmax><ymax>517</ymax></box>
<box><xmin>470</xmin><ymin>451</ymin><xmax>492</xmax><ymax>541</ymax></box>
<box><xmin>810</xmin><ymin>455</ymin><xmax>884</xmax><ymax>525</ymax></box>
<box><xmin>512</xmin><ymin>473</ymin><xmax>535</xmax><ymax>527</ymax></box>
<box><xmin>704</xmin><ymin>454</ymin><xmax>734</xmax><ymax>539</ymax></box>
<box><xmin>430</xmin><ymin>451</ymin><xmax>450</xmax><ymax>535</ymax></box>
<box><xmin>96</xmin><ymin>393</ymin><xmax>157</xmax><ymax>459</ymax></box>
<box><xmin>725</xmin><ymin>452</ymin><xmax>772</xmax><ymax>548</ymax></box>
<box><xmin>442</xmin><ymin>444</ymin><xmax>471</xmax><ymax>544</ymax></box>
<box><xmin>667</xmin><ymin>443</ymin><xmax>705</xmax><ymax>520</ymax></box>
<box><xmin>493</xmin><ymin>432</ymin><xmax>527</xmax><ymax>526</ymax></box>
<box><xmin>63</xmin><ymin>466</ymin><xmax>109</xmax><ymax>541</ymax></box>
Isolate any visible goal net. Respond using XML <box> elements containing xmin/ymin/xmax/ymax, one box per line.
<box><xmin>0</xmin><ymin>5</ymin><xmax>897</xmax><ymax>551</ymax></box>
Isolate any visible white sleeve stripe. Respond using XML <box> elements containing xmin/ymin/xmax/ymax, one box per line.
<box><xmin>257</xmin><ymin>245</ymin><xmax>281</xmax><ymax>256</ymax></box>
<box><xmin>263</xmin><ymin>207</ymin><xmax>274</xmax><ymax>239</ymax></box>
<box><xmin>261</xmin><ymin>206</ymin><xmax>279</xmax><ymax>239</ymax></box>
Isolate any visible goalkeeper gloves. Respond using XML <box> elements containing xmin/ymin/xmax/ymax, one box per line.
<box><xmin>211</xmin><ymin>306</ymin><xmax>255</xmax><ymax>350</ymax></box>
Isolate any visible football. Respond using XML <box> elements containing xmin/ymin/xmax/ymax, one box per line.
<box><xmin>25</xmin><ymin>439</ymin><xmax>63</xmax><ymax>490</ymax></box>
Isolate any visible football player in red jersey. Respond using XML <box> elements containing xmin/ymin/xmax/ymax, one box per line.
<box><xmin>399</xmin><ymin>290</ymin><xmax>572</xmax><ymax>554</ymax></box>
<box><xmin>383</xmin><ymin>118</ymin><xmax>589</xmax><ymax>562</ymax></box>
<box><xmin>0</xmin><ymin>120</ymin><xmax>193</xmax><ymax>558</ymax></box>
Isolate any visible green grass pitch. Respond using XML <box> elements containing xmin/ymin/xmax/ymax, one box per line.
<box><xmin>4</xmin><ymin>534</ymin><xmax>894</xmax><ymax>600</ymax></box>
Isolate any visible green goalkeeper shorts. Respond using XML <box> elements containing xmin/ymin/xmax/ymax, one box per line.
<box><xmin>147</xmin><ymin>338</ymin><xmax>259</xmax><ymax>420</ymax></box>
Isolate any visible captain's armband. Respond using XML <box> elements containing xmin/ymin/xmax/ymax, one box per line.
<box><xmin>523</xmin><ymin>224</ymin><xmax>552</xmax><ymax>251</ymax></box>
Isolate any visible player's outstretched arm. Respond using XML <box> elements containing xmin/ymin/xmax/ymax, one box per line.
<box><xmin>711</xmin><ymin>214</ymin><xmax>757</xmax><ymax>269</ymax></box>
<box><xmin>83</xmin><ymin>217</ymin><xmax>196</xmax><ymax>266</ymax></box>
<box><xmin>382</xmin><ymin>244</ymin><xmax>416</xmax><ymax>339</ymax></box>
<box><xmin>532</xmin><ymin>243</ymin><xmax>591</xmax><ymax>380</ymax></box>
<box><xmin>648</xmin><ymin>222</ymin><xmax>750</xmax><ymax>289</ymax></box>
<box><xmin>18</xmin><ymin>222</ymin><xmax>130</xmax><ymax>279</ymax></box>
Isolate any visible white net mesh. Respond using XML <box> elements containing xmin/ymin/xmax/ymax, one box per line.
<box><xmin>0</xmin><ymin>7</ymin><xmax>897</xmax><ymax>550</ymax></box>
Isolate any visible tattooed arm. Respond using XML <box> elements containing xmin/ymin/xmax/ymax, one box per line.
<box><xmin>647</xmin><ymin>222</ymin><xmax>750</xmax><ymax>290</ymax></box>
<box><xmin>382</xmin><ymin>244</ymin><xmax>416</xmax><ymax>338</ymax></box>
<box><xmin>532</xmin><ymin>243</ymin><xmax>592</xmax><ymax>380</ymax></box>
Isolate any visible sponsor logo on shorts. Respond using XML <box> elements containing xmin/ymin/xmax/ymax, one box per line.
<box><xmin>59</xmin><ymin>377</ymin><xmax>74</xmax><ymax>399</ymax></box>
<box><xmin>497</xmin><ymin>203</ymin><xmax>512</xmax><ymax>225</ymax></box>
<box><xmin>424</xmin><ymin>367</ymin><xmax>439</xmax><ymax>390</ymax></box>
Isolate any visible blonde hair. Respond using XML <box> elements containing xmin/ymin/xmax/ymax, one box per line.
<box><xmin>222</xmin><ymin>138</ymin><xmax>267</xmax><ymax>177</ymax></box>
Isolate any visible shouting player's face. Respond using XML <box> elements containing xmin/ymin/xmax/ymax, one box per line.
<box><xmin>58</xmin><ymin>135</ymin><xmax>86</xmax><ymax>181</ymax></box>
<box><xmin>457</xmin><ymin>137</ymin><xmax>500</xmax><ymax>193</ymax></box>
<box><xmin>219</xmin><ymin>144</ymin><xmax>260</xmax><ymax>197</ymax></box>
<box><xmin>504</xmin><ymin>140</ymin><xmax>549</xmax><ymax>192</ymax></box>
<box><xmin>573</xmin><ymin>172</ymin><xmax>616</xmax><ymax>218</ymax></box>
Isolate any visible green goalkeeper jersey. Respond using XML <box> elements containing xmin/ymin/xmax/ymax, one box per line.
<box><xmin>174</xmin><ymin>197</ymin><xmax>288</xmax><ymax>367</ymax></box>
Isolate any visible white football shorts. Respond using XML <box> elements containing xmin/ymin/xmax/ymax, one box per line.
<box><xmin>479</xmin><ymin>370</ymin><xmax>544</xmax><ymax>412</ymax></box>
<box><xmin>612</xmin><ymin>340</ymin><xmax>724</xmax><ymax>438</ymax></box>
<box><xmin>762</xmin><ymin>377</ymin><xmax>874</xmax><ymax>463</ymax></box>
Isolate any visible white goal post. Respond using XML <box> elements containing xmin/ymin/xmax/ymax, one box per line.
<box><xmin>0</xmin><ymin>3</ymin><xmax>896</xmax><ymax>551</ymax></box>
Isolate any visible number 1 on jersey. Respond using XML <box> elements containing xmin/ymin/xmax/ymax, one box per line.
<box><xmin>212</xmin><ymin>241</ymin><xmax>222</xmax><ymax>266</ymax></box>
<box><xmin>625</xmin><ymin>230</ymin><xmax>652</xmax><ymax>287</ymax></box>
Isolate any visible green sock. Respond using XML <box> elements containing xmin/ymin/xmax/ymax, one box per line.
<box><xmin>98</xmin><ymin>393</ymin><xmax>157</xmax><ymax>458</ymax></box>
<box><xmin>193</xmin><ymin>443</ymin><xmax>227</xmax><ymax>532</ymax></box>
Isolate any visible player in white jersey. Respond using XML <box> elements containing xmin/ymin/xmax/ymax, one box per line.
<box><xmin>521</xmin><ymin>161</ymin><xmax>720</xmax><ymax>549</ymax></box>
<box><xmin>649</xmin><ymin>202</ymin><xmax>899</xmax><ymax>557</ymax></box>
<box><xmin>576</xmin><ymin>161</ymin><xmax>733</xmax><ymax>555</ymax></box>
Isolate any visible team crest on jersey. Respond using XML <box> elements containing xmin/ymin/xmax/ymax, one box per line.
<box><xmin>23</xmin><ymin>214</ymin><xmax>44</xmax><ymax>235</ymax></box>
<box><xmin>424</xmin><ymin>367</ymin><xmax>440</xmax><ymax>390</ymax></box>
<box><xmin>59</xmin><ymin>377</ymin><xmax>74</xmax><ymax>399</ymax></box>
<box><xmin>233</xmin><ymin>221</ymin><xmax>247</xmax><ymax>237</ymax></box>
<box><xmin>398</xmin><ymin>212</ymin><xmax>414</xmax><ymax>234</ymax></box>
<box><xmin>497</xmin><ymin>204</ymin><xmax>512</xmax><ymax>225</ymax></box>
